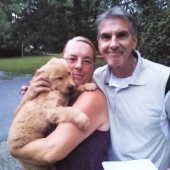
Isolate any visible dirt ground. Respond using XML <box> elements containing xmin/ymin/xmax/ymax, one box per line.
<box><xmin>0</xmin><ymin>140</ymin><xmax>22</xmax><ymax>170</ymax></box>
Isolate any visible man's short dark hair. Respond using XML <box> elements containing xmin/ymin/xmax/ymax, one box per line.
<box><xmin>96</xmin><ymin>6</ymin><xmax>138</xmax><ymax>39</ymax></box>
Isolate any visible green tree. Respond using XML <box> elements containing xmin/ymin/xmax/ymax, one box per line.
<box><xmin>0</xmin><ymin>2</ymin><xmax>11</xmax><ymax>48</ymax></box>
<box><xmin>137</xmin><ymin>5</ymin><xmax>170</xmax><ymax>66</ymax></box>
<box><xmin>2</xmin><ymin>0</ymin><xmax>170</xmax><ymax>63</ymax></box>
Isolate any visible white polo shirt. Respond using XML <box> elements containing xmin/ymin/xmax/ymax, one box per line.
<box><xmin>93</xmin><ymin>51</ymin><xmax>170</xmax><ymax>170</ymax></box>
<box><xmin>109</xmin><ymin>73</ymin><xmax>131</xmax><ymax>92</ymax></box>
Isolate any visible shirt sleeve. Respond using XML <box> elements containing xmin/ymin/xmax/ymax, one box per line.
<box><xmin>165</xmin><ymin>91</ymin><xmax>170</xmax><ymax>120</ymax></box>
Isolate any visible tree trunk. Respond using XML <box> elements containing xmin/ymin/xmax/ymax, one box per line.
<box><xmin>73</xmin><ymin>0</ymin><xmax>82</xmax><ymax>35</ymax></box>
<box><xmin>93</xmin><ymin>0</ymin><xmax>100</xmax><ymax>20</ymax></box>
<box><xmin>21</xmin><ymin>41</ymin><xmax>24</xmax><ymax>57</ymax></box>
<box><xmin>85</xmin><ymin>0</ymin><xmax>90</xmax><ymax>21</ymax></box>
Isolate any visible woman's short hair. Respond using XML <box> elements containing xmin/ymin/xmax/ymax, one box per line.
<box><xmin>62</xmin><ymin>36</ymin><xmax>96</xmax><ymax>62</ymax></box>
<box><xmin>96</xmin><ymin>6</ymin><xmax>138</xmax><ymax>39</ymax></box>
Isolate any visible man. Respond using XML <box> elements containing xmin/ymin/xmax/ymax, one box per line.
<box><xmin>93</xmin><ymin>6</ymin><xmax>170</xmax><ymax>170</ymax></box>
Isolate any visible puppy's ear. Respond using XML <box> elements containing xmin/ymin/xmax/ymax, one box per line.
<box><xmin>33</xmin><ymin>64</ymin><xmax>49</xmax><ymax>82</ymax></box>
<box><xmin>33</xmin><ymin>66</ymin><xmax>44</xmax><ymax>77</ymax></box>
<box><xmin>40</xmin><ymin>71</ymin><xmax>49</xmax><ymax>82</ymax></box>
<box><xmin>47</xmin><ymin>58</ymin><xmax>59</xmax><ymax>65</ymax></box>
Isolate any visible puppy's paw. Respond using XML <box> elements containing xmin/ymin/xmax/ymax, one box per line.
<box><xmin>74</xmin><ymin>114</ymin><xmax>90</xmax><ymax>131</ymax></box>
<box><xmin>76</xmin><ymin>85</ymin><xmax>85</xmax><ymax>92</ymax></box>
<box><xmin>85</xmin><ymin>83</ymin><xmax>97</xmax><ymax>91</ymax></box>
<box><xmin>77</xmin><ymin>83</ymin><xmax>97</xmax><ymax>92</ymax></box>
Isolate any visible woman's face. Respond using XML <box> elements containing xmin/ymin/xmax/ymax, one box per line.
<box><xmin>63</xmin><ymin>41</ymin><xmax>94</xmax><ymax>87</ymax></box>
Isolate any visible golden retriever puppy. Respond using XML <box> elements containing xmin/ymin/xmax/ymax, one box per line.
<box><xmin>8</xmin><ymin>58</ymin><xmax>97</xmax><ymax>170</ymax></box>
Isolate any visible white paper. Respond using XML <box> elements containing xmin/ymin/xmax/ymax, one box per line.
<box><xmin>102</xmin><ymin>159</ymin><xmax>158</xmax><ymax>170</ymax></box>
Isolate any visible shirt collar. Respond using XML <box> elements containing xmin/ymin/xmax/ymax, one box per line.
<box><xmin>129</xmin><ymin>50</ymin><xmax>147</xmax><ymax>85</ymax></box>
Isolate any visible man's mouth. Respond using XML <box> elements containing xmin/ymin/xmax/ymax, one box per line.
<box><xmin>106</xmin><ymin>51</ymin><xmax>123</xmax><ymax>54</ymax></box>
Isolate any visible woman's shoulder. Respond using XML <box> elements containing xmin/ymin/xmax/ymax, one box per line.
<box><xmin>75</xmin><ymin>89</ymin><xmax>107</xmax><ymax>111</ymax></box>
<box><xmin>78</xmin><ymin>89</ymin><xmax>106</xmax><ymax>101</ymax></box>
<box><xmin>74</xmin><ymin>89</ymin><xmax>109</xmax><ymax>131</ymax></box>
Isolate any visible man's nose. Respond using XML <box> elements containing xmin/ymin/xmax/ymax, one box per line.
<box><xmin>109</xmin><ymin>36</ymin><xmax>119</xmax><ymax>49</ymax></box>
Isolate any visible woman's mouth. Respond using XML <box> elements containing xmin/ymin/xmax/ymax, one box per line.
<box><xmin>73</xmin><ymin>74</ymin><xmax>84</xmax><ymax>79</ymax></box>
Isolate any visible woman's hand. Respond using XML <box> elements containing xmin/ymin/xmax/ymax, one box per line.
<box><xmin>22</xmin><ymin>70</ymin><xmax>52</xmax><ymax>102</ymax></box>
<box><xmin>21</xmin><ymin>85</ymin><xmax>28</xmax><ymax>96</ymax></box>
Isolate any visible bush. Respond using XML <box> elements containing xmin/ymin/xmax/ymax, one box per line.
<box><xmin>138</xmin><ymin>8</ymin><xmax>170</xmax><ymax>66</ymax></box>
<box><xmin>0</xmin><ymin>48</ymin><xmax>21</xmax><ymax>58</ymax></box>
<box><xmin>31</xmin><ymin>50</ymin><xmax>44</xmax><ymax>56</ymax></box>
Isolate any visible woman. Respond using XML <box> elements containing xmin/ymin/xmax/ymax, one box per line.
<box><xmin>10</xmin><ymin>36</ymin><xmax>109</xmax><ymax>170</ymax></box>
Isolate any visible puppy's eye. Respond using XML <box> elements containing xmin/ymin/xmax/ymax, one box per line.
<box><xmin>58</xmin><ymin>77</ymin><xmax>63</xmax><ymax>80</ymax></box>
<box><xmin>68</xmin><ymin>72</ymin><xmax>71</xmax><ymax>75</ymax></box>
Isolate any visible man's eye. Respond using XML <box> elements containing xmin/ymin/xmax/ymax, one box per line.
<box><xmin>117</xmin><ymin>32</ymin><xmax>128</xmax><ymax>38</ymax></box>
<box><xmin>101</xmin><ymin>34</ymin><xmax>110</xmax><ymax>40</ymax></box>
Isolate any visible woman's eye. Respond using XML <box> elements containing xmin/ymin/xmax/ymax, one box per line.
<box><xmin>84</xmin><ymin>60</ymin><xmax>91</xmax><ymax>64</ymax></box>
<box><xmin>69</xmin><ymin>58</ymin><xmax>77</xmax><ymax>61</ymax></box>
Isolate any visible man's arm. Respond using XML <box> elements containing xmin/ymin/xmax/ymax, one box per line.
<box><xmin>10</xmin><ymin>89</ymin><xmax>109</xmax><ymax>165</ymax></box>
<box><xmin>165</xmin><ymin>91</ymin><xmax>170</xmax><ymax>120</ymax></box>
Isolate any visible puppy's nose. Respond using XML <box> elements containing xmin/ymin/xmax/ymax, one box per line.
<box><xmin>67</xmin><ymin>85</ymin><xmax>74</xmax><ymax>91</ymax></box>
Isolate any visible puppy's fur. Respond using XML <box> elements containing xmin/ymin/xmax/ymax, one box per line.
<box><xmin>8</xmin><ymin>58</ymin><xmax>97</xmax><ymax>170</ymax></box>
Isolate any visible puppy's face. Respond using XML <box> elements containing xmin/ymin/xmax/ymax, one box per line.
<box><xmin>40</xmin><ymin>58</ymin><xmax>75</xmax><ymax>94</ymax></box>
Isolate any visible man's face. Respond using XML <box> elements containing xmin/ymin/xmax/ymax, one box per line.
<box><xmin>98</xmin><ymin>18</ymin><xmax>137</xmax><ymax>70</ymax></box>
<box><xmin>63</xmin><ymin>41</ymin><xmax>94</xmax><ymax>87</ymax></box>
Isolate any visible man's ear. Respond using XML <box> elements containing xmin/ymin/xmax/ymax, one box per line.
<box><xmin>132</xmin><ymin>35</ymin><xmax>138</xmax><ymax>50</ymax></box>
<box><xmin>98</xmin><ymin>40</ymin><xmax>102</xmax><ymax>54</ymax></box>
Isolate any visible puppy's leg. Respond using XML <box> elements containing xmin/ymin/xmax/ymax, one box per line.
<box><xmin>76</xmin><ymin>82</ymin><xmax>97</xmax><ymax>92</ymax></box>
<box><xmin>45</xmin><ymin>106</ymin><xmax>90</xmax><ymax>130</ymax></box>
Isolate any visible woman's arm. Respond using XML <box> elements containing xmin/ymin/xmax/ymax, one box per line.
<box><xmin>10</xmin><ymin>89</ymin><xmax>109</xmax><ymax>165</ymax></box>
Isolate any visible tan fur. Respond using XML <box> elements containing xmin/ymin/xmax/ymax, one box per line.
<box><xmin>8</xmin><ymin>58</ymin><xmax>97</xmax><ymax>170</ymax></box>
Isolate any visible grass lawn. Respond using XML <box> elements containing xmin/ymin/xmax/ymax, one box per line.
<box><xmin>0</xmin><ymin>56</ymin><xmax>56</xmax><ymax>75</ymax></box>
<box><xmin>0</xmin><ymin>55</ymin><xmax>106</xmax><ymax>79</ymax></box>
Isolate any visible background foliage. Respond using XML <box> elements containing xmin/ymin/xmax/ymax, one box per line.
<box><xmin>0</xmin><ymin>0</ymin><xmax>170</xmax><ymax>66</ymax></box>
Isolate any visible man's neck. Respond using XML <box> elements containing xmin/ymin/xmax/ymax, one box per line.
<box><xmin>110</xmin><ymin>56</ymin><xmax>137</xmax><ymax>78</ymax></box>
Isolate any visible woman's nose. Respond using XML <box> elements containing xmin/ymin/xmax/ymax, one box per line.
<box><xmin>75</xmin><ymin>59</ymin><xmax>83</xmax><ymax>69</ymax></box>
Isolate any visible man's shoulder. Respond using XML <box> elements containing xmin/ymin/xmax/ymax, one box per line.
<box><xmin>141</xmin><ymin>58</ymin><xmax>170</xmax><ymax>85</ymax></box>
<box><xmin>94</xmin><ymin>64</ymin><xmax>108</xmax><ymax>77</ymax></box>
<box><xmin>93</xmin><ymin>65</ymin><xmax>108</xmax><ymax>88</ymax></box>
<box><xmin>136</xmin><ymin>50</ymin><xmax>170</xmax><ymax>73</ymax></box>
<box><xmin>143</xmin><ymin>58</ymin><xmax>170</xmax><ymax>73</ymax></box>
